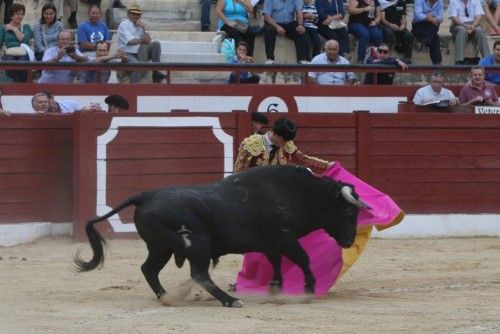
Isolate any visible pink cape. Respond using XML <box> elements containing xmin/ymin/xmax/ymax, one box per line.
<box><xmin>235</xmin><ymin>163</ymin><xmax>404</xmax><ymax>296</ymax></box>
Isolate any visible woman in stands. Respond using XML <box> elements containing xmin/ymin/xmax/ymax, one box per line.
<box><xmin>347</xmin><ymin>0</ymin><xmax>383</xmax><ymax>63</ymax></box>
<box><xmin>215</xmin><ymin>0</ymin><xmax>256</xmax><ymax>56</ymax></box>
<box><xmin>0</xmin><ymin>3</ymin><xmax>33</xmax><ymax>82</ymax></box>
<box><xmin>33</xmin><ymin>3</ymin><xmax>63</xmax><ymax>61</ymax></box>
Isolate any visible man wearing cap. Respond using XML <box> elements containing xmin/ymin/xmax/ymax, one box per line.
<box><xmin>105</xmin><ymin>94</ymin><xmax>129</xmax><ymax>112</ymax></box>
<box><xmin>251</xmin><ymin>111</ymin><xmax>269</xmax><ymax>134</ymax></box>
<box><xmin>117</xmin><ymin>4</ymin><xmax>166</xmax><ymax>83</ymax></box>
<box><xmin>234</xmin><ymin>117</ymin><xmax>333</xmax><ymax>173</ymax></box>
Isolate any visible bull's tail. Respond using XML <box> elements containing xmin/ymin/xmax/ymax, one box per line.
<box><xmin>73</xmin><ymin>194</ymin><xmax>142</xmax><ymax>271</ymax></box>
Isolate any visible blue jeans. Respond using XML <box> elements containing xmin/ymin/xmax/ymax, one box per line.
<box><xmin>201</xmin><ymin>0</ymin><xmax>211</xmax><ymax>30</ymax></box>
<box><xmin>348</xmin><ymin>23</ymin><xmax>383</xmax><ymax>62</ymax></box>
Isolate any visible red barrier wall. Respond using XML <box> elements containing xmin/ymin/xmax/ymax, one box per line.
<box><xmin>1</xmin><ymin>111</ymin><xmax>499</xmax><ymax>240</ymax></box>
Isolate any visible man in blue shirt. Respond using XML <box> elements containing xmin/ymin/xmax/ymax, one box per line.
<box><xmin>263</xmin><ymin>0</ymin><xmax>310</xmax><ymax>63</ymax></box>
<box><xmin>77</xmin><ymin>5</ymin><xmax>111</xmax><ymax>54</ymax></box>
<box><xmin>479</xmin><ymin>40</ymin><xmax>500</xmax><ymax>84</ymax></box>
<box><xmin>411</xmin><ymin>0</ymin><xmax>444</xmax><ymax>65</ymax></box>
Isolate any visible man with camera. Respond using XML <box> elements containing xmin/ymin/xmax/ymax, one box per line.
<box><xmin>38</xmin><ymin>30</ymin><xmax>88</xmax><ymax>84</ymax></box>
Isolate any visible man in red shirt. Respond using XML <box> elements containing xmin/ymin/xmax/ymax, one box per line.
<box><xmin>459</xmin><ymin>66</ymin><xmax>500</xmax><ymax>106</ymax></box>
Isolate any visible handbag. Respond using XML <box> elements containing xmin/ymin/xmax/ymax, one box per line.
<box><xmin>234</xmin><ymin>19</ymin><xmax>249</xmax><ymax>33</ymax></box>
<box><xmin>231</xmin><ymin>0</ymin><xmax>249</xmax><ymax>33</ymax></box>
<box><xmin>5</xmin><ymin>46</ymin><xmax>27</xmax><ymax>57</ymax></box>
<box><xmin>329</xmin><ymin>20</ymin><xmax>347</xmax><ymax>30</ymax></box>
<box><xmin>328</xmin><ymin>0</ymin><xmax>347</xmax><ymax>30</ymax></box>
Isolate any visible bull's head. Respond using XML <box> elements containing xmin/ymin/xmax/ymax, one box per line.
<box><xmin>332</xmin><ymin>185</ymin><xmax>370</xmax><ymax>248</ymax></box>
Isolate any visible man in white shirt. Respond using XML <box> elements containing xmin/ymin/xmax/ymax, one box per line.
<box><xmin>413</xmin><ymin>71</ymin><xmax>459</xmax><ymax>105</ymax></box>
<box><xmin>117</xmin><ymin>4</ymin><xmax>165</xmax><ymax>83</ymax></box>
<box><xmin>307</xmin><ymin>39</ymin><xmax>357</xmax><ymax>85</ymax></box>
<box><xmin>38</xmin><ymin>30</ymin><xmax>89</xmax><ymax>84</ymax></box>
<box><xmin>448</xmin><ymin>0</ymin><xmax>490</xmax><ymax>64</ymax></box>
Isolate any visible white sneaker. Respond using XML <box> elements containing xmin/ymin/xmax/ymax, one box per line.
<box><xmin>265</xmin><ymin>59</ymin><xmax>275</xmax><ymax>64</ymax></box>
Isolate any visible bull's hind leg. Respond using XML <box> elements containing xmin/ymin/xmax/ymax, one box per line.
<box><xmin>280</xmin><ymin>238</ymin><xmax>316</xmax><ymax>294</ymax></box>
<box><xmin>189</xmin><ymin>257</ymin><xmax>243</xmax><ymax>307</ymax></box>
<box><xmin>264</xmin><ymin>253</ymin><xmax>283</xmax><ymax>294</ymax></box>
<box><xmin>141</xmin><ymin>247</ymin><xmax>172</xmax><ymax>301</ymax></box>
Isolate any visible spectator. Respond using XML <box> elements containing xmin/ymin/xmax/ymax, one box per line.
<box><xmin>76</xmin><ymin>5</ymin><xmax>111</xmax><ymax>55</ymax></box>
<box><xmin>47</xmin><ymin>93</ymin><xmax>100</xmax><ymax>113</ymax></box>
<box><xmin>302</xmin><ymin>0</ymin><xmax>322</xmax><ymax>59</ymax></box>
<box><xmin>364</xmin><ymin>43</ymin><xmax>408</xmax><ymax>84</ymax></box>
<box><xmin>315</xmin><ymin>0</ymin><xmax>350</xmax><ymax>57</ymax></box>
<box><xmin>481</xmin><ymin>0</ymin><xmax>500</xmax><ymax>35</ymax></box>
<box><xmin>83</xmin><ymin>0</ymin><xmax>126</xmax><ymax>9</ymax></box>
<box><xmin>380</xmin><ymin>0</ymin><xmax>413</xmax><ymax>62</ymax></box>
<box><xmin>251</xmin><ymin>111</ymin><xmax>269</xmax><ymax>134</ymax></box>
<box><xmin>201</xmin><ymin>0</ymin><xmax>212</xmax><ymax>31</ymax></box>
<box><xmin>51</xmin><ymin>0</ymin><xmax>78</xmax><ymax>29</ymax></box>
<box><xmin>308</xmin><ymin>39</ymin><xmax>357</xmax><ymax>85</ymax></box>
<box><xmin>448</xmin><ymin>0</ymin><xmax>490</xmax><ymax>65</ymax></box>
<box><xmin>347</xmin><ymin>0</ymin><xmax>384</xmax><ymax>63</ymax></box>
<box><xmin>80</xmin><ymin>41</ymin><xmax>127</xmax><ymax>83</ymax></box>
<box><xmin>0</xmin><ymin>87</ymin><xmax>11</xmax><ymax>116</ymax></box>
<box><xmin>38</xmin><ymin>30</ymin><xmax>88</xmax><ymax>84</ymax></box>
<box><xmin>33</xmin><ymin>3</ymin><xmax>64</xmax><ymax>61</ymax></box>
<box><xmin>215</xmin><ymin>0</ymin><xmax>256</xmax><ymax>56</ymax></box>
<box><xmin>31</xmin><ymin>92</ymin><xmax>51</xmax><ymax>114</ymax></box>
<box><xmin>411</xmin><ymin>0</ymin><xmax>443</xmax><ymax>65</ymax></box>
<box><xmin>228</xmin><ymin>41</ymin><xmax>260</xmax><ymax>83</ymax></box>
<box><xmin>0</xmin><ymin>3</ymin><xmax>33</xmax><ymax>82</ymax></box>
<box><xmin>479</xmin><ymin>40</ymin><xmax>500</xmax><ymax>84</ymax></box>
<box><xmin>117</xmin><ymin>4</ymin><xmax>166</xmax><ymax>83</ymax></box>
<box><xmin>413</xmin><ymin>70</ymin><xmax>459</xmax><ymax>105</ymax></box>
<box><xmin>262</xmin><ymin>0</ymin><xmax>310</xmax><ymax>63</ymax></box>
<box><xmin>0</xmin><ymin>0</ymin><xmax>12</xmax><ymax>24</ymax></box>
<box><xmin>459</xmin><ymin>66</ymin><xmax>500</xmax><ymax>105</ymax></box>
<box><xmin>105</xmin><ymin>94</ymin><xmax>129</xmax><ymax>112</ymax></box>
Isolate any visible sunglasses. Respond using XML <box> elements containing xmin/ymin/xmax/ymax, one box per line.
<box><xmin>377</xmin><ymin>48</ymin><xmax>389</xmax><ymax>54</ymax></box>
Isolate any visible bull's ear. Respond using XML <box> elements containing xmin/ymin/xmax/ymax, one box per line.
<box><xmin>174</xmin><ymin>253</ymin><xmax>186</xmax><ymax>268</ymax></box>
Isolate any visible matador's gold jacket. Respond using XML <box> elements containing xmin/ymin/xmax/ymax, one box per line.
<box><xmin>234</xmin><ymin>133</ymin><xmax>330</xmax><ymax>173</ymax></box>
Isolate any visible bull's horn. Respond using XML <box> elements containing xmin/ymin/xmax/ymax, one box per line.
<box><xmin>341</xmin><ymin>186</ymin><xmax>371</xmax><ymax>209</ymax></box>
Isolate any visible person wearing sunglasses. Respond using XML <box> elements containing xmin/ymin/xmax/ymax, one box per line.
<box><xmin>380</xmin><ymin>0</ymin><xmax>413</xmax><ymax>63</ymax></box>
<box><xmin>363</xmin><ymin>43</ymin><xmax>408</xmax><ymax>84</ymax></box>
<box><xmin>448</xmin><ymin>0</ymin><xmax>490</xmax><ymax>65</ymax></box>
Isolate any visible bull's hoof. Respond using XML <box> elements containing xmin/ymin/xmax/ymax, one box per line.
<box><xmin>159</xmin><ymin>293</ymin><xmax>175</xmax><ymax>306</ymax></box>
<box><xmin>230</xmin><ymin>299</ymin><xmax>244</xmax><ymax>308</ymax></box>
<box><xmin>269</xmin><ymin>280</ymin><xmax>282</xmax><ymax>295</ymax></box>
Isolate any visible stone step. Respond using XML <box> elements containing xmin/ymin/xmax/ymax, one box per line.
<box><xmin>148</xmin><ymin>31</ymin><xmax>219</xmax><ymax>42</ymax></box>
<box><xmin>105</xmin><ymin>1</ymin><xmax>219</xmax><ymax>31</ymax></box>
<box><xmin>160</xmin><ymin>52</ymin><xmax>226</xmax><ymax>63</ymax></box>
<box><xmin>159</xmin><ymin>41</ymin><xmax>219</xmax><ymax>54</ymax></box>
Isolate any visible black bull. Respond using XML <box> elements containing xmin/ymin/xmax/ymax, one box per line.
<box><xmin>74</xmin><ymin>165</ymin><xmax>368</xmax><ymax>307</ymax></box>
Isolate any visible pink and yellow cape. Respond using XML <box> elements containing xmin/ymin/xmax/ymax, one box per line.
<box><xmin>235</xmin><ymin>163</ymin><xmax>404</xmax><ymax>296</ymax></box>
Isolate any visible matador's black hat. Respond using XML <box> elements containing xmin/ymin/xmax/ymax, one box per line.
<box><xmin>273</xmin><ymin>118</ymin><xmax>297</xmax><ymax>141</ymax></box>
<box><xmin>251</xmin><ymin>111</ymin><xmax>269</xmax><ymax>124</ymax></box>
<box><xmin>105</xmin><ymin>94</ymin><xmax>129</xmax><ymax>110</ymax></box>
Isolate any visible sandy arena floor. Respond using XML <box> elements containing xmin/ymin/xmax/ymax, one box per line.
<box><xmin>0</xmin><ymin>236</ymin><xmax>498</xmax><ymax>334</ymax></box>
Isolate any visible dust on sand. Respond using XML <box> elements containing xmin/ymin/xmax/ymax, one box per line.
<box><xmin>0</xmin><ymin>237</ymin><xmax>498</xmax><ymax>333</ymax></box>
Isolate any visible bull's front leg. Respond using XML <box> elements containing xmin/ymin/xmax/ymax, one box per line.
<box><xmin>264</xmin><ymin>252</ymin><xmax>283</xmax><ymax>295</ymax></box>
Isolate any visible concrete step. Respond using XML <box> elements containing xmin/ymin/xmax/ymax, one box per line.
<box><xmin>149</xmin><ymin>31</ymin><xmax>219</xmax><ymax>42</ymax></box>
<box><xmin>160</xmin><ymin>52</ymin><xmax>226</xmax><ymax>63</ymax></box>
<box><xmin>105</xmin><ymin>1</ymin><xmax>219</xmax><ymax>31</ymax></box>
<box><xmin>159</xmin><ymin>41</ymin><xmax>219</xmax><ymax>54</ymax></box>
